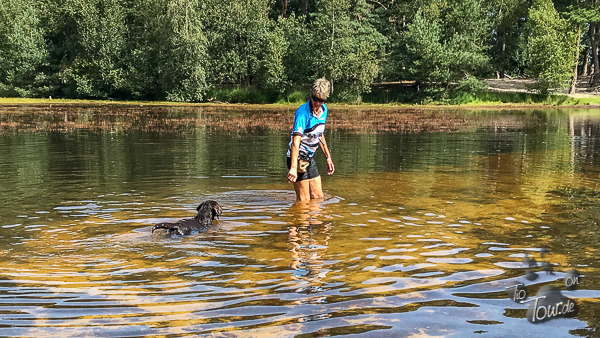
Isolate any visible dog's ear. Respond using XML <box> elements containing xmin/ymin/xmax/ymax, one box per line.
<box><xmin>211</xmin><ymin>201</ymin><xmax>222</xmax><ymax>220</ymax></box>
<box><xmin>195</xmin><ymin>201</ymin><xmax>211</xmax><ymax>223</ymax></box>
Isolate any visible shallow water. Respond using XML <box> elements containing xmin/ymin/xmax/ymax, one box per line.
<box><xmin>0</xmin><ymin>105</ymin><xmax>599</xmax><ymax>337</ymax></box>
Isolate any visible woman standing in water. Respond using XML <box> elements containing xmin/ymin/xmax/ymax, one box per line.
<box><xmin>286</xmin><ymin>78</ymin><xmax>335</xmax><ymax>201</ymax></box>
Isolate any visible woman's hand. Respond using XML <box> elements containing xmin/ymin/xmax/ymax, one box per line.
<box><xmin>287</xmin><ymin>168</ymin><xmax>298</xmax><ymax>183</ymax></box>
<box><xmin>326</xmin><ymin>157</ymin><xmax>335</xmax><ymax>175</ymax></box>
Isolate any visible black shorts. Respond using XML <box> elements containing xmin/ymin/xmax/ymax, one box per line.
<box><xmin>287</xmin><ymin>156</ymin><xmax>320</xmax><ymax>182</ymax></box>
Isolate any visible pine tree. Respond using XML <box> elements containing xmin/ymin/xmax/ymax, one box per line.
<box><xmin>402</xmin><ymin>0</ymin><xmax>490</xmax><ymax>93</ymax></box>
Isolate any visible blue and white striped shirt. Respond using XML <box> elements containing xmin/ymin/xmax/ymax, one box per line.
<box><xmin>286</xmin><ymin>101</ymin><xmax>328</xmax><ymax>159</ymax></box>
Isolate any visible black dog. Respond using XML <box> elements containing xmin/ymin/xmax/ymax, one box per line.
<box><xmin>152</xmin><ymin>200</ymin><xmax>223</xmax><ymax>237</ymax></box>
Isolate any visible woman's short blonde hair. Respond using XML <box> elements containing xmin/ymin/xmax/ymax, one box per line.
<box><xmin>311</xmin><ymin>78</ymin><xmax>330</xmax><ymax>100</ymax></box>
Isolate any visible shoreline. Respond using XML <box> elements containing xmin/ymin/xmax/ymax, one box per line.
<box><xmin>3</xmin><ymin>92</ymin><xmax>600</xmax><ymax>110</ymax></box>
<box><xmin>3</xmin><ymin>99</ymin><xmax>600</xmax><ymax>134</ymax></box>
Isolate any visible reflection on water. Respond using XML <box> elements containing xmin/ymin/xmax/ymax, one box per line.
<box><xmin>287</xmin><ymin>202</ymin><xmax>331</xmax><ymax>294</ymax></box>
<box><xmin>0</xmin><ymin>105</ymin><xmax>599</xmax><ymax>337</ymax></box>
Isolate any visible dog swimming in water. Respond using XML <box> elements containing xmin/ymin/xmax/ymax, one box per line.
<box><xmin>152</xmin><ymin>200</ymin><xmax>223</xmax><ymax>237</ymax></box>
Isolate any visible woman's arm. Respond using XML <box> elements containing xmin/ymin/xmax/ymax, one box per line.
<box><xmin>288</xmin><ymin>135</ymin><xmax>302</xmax><ymax>183</ymax></box>
<box><xmin>320</xmin><ymin>135</ymin><xmax>335</xmax><ymax>175</ymax></box>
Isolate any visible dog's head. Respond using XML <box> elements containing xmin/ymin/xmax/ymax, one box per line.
<box><xmin>196</xmin><ymin>200</ymin><xmax>223</xmax><ymax>224</ymax></box>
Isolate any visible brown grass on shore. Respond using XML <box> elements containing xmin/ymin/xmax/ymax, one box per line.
<box><xmin>0</xmin><ymin>102</ymin><xmax>581</xmax><ymax>135</ymax></box>
<box><xmin>0</xmin><ymin>104</ymin><xmax>489</xmax><ymax>134</ymax></box>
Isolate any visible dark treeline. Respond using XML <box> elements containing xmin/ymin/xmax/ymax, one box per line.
<box><xmin>0</xmin><ymin>0</ymin><xmax>599</xmax><ymax>102</ymax></box>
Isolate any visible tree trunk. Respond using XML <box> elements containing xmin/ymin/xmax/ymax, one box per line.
<box><xmin>281</xmin><ymin>0</ymin><xmax>287</xmax><ymax>18</ymax></box>
<box><xmin>500</xmin><ymin>32</ymin><xmax>507</xmax><ymax>78</ymax></box>
<box><xmin>499</xmin><ymin>8</ymin><xmax>506</xmax><ymax>79</ymax></box>
<box><xmin>569</xmin><ymin>24</ymin><xmax>581</xmax><ymax>95</ymax></box>
<box><xmin>591</xmin><ymin>24</ymin><xmax>600</xmax><ymax>86</ymax></box>
<box><xmin>301</xmin><ymin>0</ymin><xmax>307</xmax><ymax>16</ymax></box>
<box><xmin>582</xmin><ymin>46</ymin><xmax>590</xmax><ymax>76</ymax></box>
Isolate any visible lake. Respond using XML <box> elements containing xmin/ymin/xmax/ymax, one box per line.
<box><xmin>0</xmin><ymin>104</ymin><xmax>599</xmax><ymax>337</ymax></box>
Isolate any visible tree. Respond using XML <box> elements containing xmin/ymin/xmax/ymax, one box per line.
<box><xmin>260</xmin><ymin>21</ymin><xmax>289</xmax><ymax>94</ymax></box>
<box><xmin>203</xmin><ymin>0</ymin><xmax>271</xmax><ymax>87</ymax></box>
<box><xmin>277</xmin><ymin>14</ymin><xmax>313</xmax><ymax>89</ymax></box>
<box><xmin>0</xmin><ymin>0</ymin><xmax>50</xmax><ymax>97</ymax></box>
<box><xmin>402</xmin><ymin>0</ymin><xmax>490</xmax><ymax>93</ymax></box>
<box><xmin>311</xmin><ymin>0</ymin><xmax>387</xmax><ymax>101</ymax></box>
<box><xmin>159</xmin><ymin>0</ymin><xmax>209</xmax><ymax>101</ymax></box>
<box><xmin>258</xmin><ymin>14</ymin><xmax>315</xmax><ymax>95</ymax></box>
<box><xmin>2</xmin><ymin>0</ymin><xmax>595</xmax><ymax>102</ymax></box>
<box><xmin>558</xmin><ymin>2</ymin><xmax>600</xmax><ymax>89</ymax></box>
<box><xmin>43</xmin><ymin>0</ymin><xmax>128</xmax><ymax>99</ymax></box>
<box><xmin>526</xmin><ymin>0</ymin><xmax>577</xmax><ymax>94</ymax></box>
<box><xmin>125</xmin><ymin>0</ymin><xmax>209</xmax><ymax>101</ymax></box>
<box><xmin>485</xmin><ymin>0</ymin><xmax>530</xmax><ymax>77</ymax></box>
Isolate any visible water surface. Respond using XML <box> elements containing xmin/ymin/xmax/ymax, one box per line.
<box><xmin>0</xmin><ymin>105</ymin><xmax>599</xmax><ymax>337</ymax></box>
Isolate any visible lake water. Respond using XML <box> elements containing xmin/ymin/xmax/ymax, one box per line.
<box><xmin>0</xmin><ymin>104</ymin><xmax>599</xmax><ymax>337</ymax></box>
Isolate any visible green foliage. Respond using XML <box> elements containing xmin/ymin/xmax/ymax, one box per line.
<box><xmin>275</xmin><ymin>14</ymin><xmax>312</xmax><ymax>90</ymax></box>
<box><xmin>0</xmin><ymin>0</ymin><xmax>49</xmax><ymax>97</ymax></box>
<box><xmin>125</xmin><ymin>0</ymin><xmax>208</xmax><ymax>101</ymax></box>
<box><xmin>560</xmin><ymin>4</ymin><xmax>600</xmax><ymax>25</ymax></box>
<box><xmin>160</xmin><ymin>0</ymin><xmax>209</xmax><ymax>102</ymax></box>
<box><xmin>311</xmin><ymin>0</ymin><xmax>387</xmax><ymax>102</ymax></box>
<box><xmin>403</xmin><ymin>9</ymin><xmax>448</xmax><ymax>84</ymax></box>
<box><xmin>52</xmin><ymin>0</ymin><xmax>127</xmax><ymax>99</ymax></box>
<box><xmin>452</xmin><ymin>76</ymin><xmax>489</xmax><ymax>95</ymax></box>
<box><xmin>0</xmin><ymin>0</ymin><xmax>595</xmax><ymax>102</ymax></box>
<box><xmin>206</xmin><ymin>87</ymin><xmax>269</xmax><ymax>104</ymax></box>
<box><xmin>402</xmin><ymin>0</ymin><xmax>490</xmax><ymax>91</ymax></box>
<box><xmin>486</xmin><ymin>0</ymin><xmax>530</xmax><ymax>76</ymax></box>
<box><xmin>285</xmin><ymin>90</ymin><xmax>309</xmax><ymax>104</ymax></box>
<box><xmin>449</xmin><ymin>91</ymin><xmax>581</xmax><ymax>105</ymax></box>
<box><xmin>203</xmin><ymin>0</ymin><xmax>271</xmax><ymax>87</ymax></box>
<box><xmin>260</xmin><ymin>20</ymin><xmax>290</xmax><ymax>94</ymax></box>
<box><xmin>526</xmin><ymin>0</ymin><xmax>577</xmax><ymax>95</ymax></box>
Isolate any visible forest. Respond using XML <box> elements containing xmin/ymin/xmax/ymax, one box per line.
<box><xmin>0</xmin><ymin>0</ymin><xmax>599</xmax><ymax>103</ymax></box>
